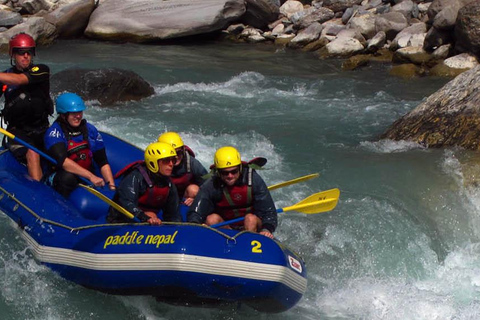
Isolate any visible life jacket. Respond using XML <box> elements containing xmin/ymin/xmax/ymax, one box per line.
<box><xmin>170</xmin><ymin>146</ymin><xmax>195</xmax><ymax>196</ymax></box>
<box><xmin>115</xmin><ymin>160</ymin><xmax>171</xmax><ymax>212</ymax></box>
<box><xmin>215</xmin><ymin>167</ymin><xmax>254</xmax><ymax>224</ymax></box>
<box><xmin>1</xmin><ymin>66</ymin><xmax>52</xmax><ymax>130</ymax></box>
<box><xmin>213</xmin><ymin>157</ymin><xmax>267</xmax><ymax>225</ymax></box>
<box><xmin>60</xmin><ymin>120</ymin><xmax>92</xmax><ymax>170</ymax></box>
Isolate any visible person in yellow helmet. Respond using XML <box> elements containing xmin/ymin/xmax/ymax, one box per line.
<box><xmin>157</xmin><ymin>131</ymin><xmax>208</xmax><ymax>206</ymax></box>
<box><xmin>107</xmin><ymin>142</ymin><xmax>181</xmax><ymax>225</ymax></box>
<box><xmin>188</xmin><ymin>146</ymin><xmax>277</xmax><ymax>238</ymax></box>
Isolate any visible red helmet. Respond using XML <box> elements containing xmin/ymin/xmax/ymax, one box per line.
<box><xmin>9</xmin><ymin>33</ymin><xmax>36</xmax><ymax>56</ymax></box>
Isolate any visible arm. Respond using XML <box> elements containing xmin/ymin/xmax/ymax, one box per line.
<box><xmin>62</xmin><ymin>158</ymin><xmax>105</xmax><ymax>187</ymax></box>
<box><xmin>187</xmin><ymin>179</ymin><xmax>218</xmax><ymax>224</ymax></box>
<box><xmin>100</xmin><ymin>164</ymin><xmax>115</xmax><ymax>190</ymax></box>
<box><xmin>45</xmin><ymin>130</ymin><xmax>104</xmax><ymax>186</ymax></box>
<box><xmin>191</xmin><ymin>158</ymin><xmax>208</xmax><ymax>186</ymax></box>
<box><xmin>116</xmin><ymin>170</ymin><xmax>150</xmax><ymax>221</ymax></box>
<box><xmin>0</xmin><ymin>72</ymin><xmax>28</xmax><ymax>86</ymax></box>
<box><xmin>252</xmin><ymin>171</ymin><xmax>278</xmax><ymax>234</ymax></box>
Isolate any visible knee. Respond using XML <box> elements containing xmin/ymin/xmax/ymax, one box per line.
<box><xmin>244</xmin><ymin>213</ymin><xmax>261</xmax><ymax>231</ymax></box>
<box><xmin>184</xmin><ymin>184</ymin><xmax>199</xmax><ymax>199</ymax></box>
<box><xmin>205</xmin><ymin>213</ymin><xmax>223</xmax><ymax>226</ymax></box>
<box><xmin>25</xmin><ymin>150</ymin><xmax>40</xmax><ymax>163</ymax></box>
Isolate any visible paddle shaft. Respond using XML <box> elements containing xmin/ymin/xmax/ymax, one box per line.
<box><xmin>211</xmin><ymin>207</ymin><xmax>285</xmax><ymax>228</ymax></box>
<box><xmin>0</xmin><ymin>127</ymin><xmax>141</xmax><ymax>222</ymax></box>
<box><xmin>211</xmin><ymin>190</ymin><xmax>339</xmax><ymax>228</ymax></box>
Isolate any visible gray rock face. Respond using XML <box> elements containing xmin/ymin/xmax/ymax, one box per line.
<box><xmin>84</xmin><ymin>0</ymin><xmax>247</xmax><ymax>42</ymax></box>
<box><xmin>241</xmin><ymin>0</ymin><xmax>279</xmax><ymax>29</ymax></box>
<box><xmin>381</xmin><ymin>65</ymin><xmax>480</xmax><ymax>149</ymax></box>
<box><xmin>51</xmin><ymin>68</ymin><xmax>155</xmax><ymax>105</ymax></box>
<box><xmin>45</xmin><ymin>0</ymin><xmax>96</xmax><ymax>38</ymax></box>
<box><xmin>0</xmin><ymin>10</ymin><xmax>22</xmax><ymax>28</ymax></box>
<box><xmin>455</xmin><ymin>2</ymin><xmax>480</xmax><ymax>59</ymax></box>
<box><xmin>323</xmin><ymin>0</ymin><xmax>363</xmax><ymax>13</ymax></box>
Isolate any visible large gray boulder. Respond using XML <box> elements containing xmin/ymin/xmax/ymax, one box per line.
<box><xmin>45</xmin><ymin>0</ymin><xmax>96</xmax><ymax>38</ymax></box>
<box><xmin>381</xmin><ymin>65</ymin><xmax>480</xmax><ymax>149</ymax></box>
<box><xmin>84</xmin><ymin>0</ymin><xmax>246</xmax><ymax>42</ymax></box>
<box><xmin>51</xmin><ymin>68</ymin><xmax>155</xmax><ymax>105</ymax></box>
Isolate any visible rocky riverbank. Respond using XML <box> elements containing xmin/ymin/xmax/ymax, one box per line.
<box><xmin>2</xmin><ymin>0</ymin><xmax>480</xmax><ymax>151</ymax></box>
<box><xmin>0</xmin><ymin>0</ymin><xmax>479</xmax><ymax>79</ymax></box>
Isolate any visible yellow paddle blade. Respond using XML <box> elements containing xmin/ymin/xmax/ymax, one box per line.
<box><xmin>268</xmin><ymin>173</ymin><xmax>320</xmax><ymax>191</ymax></box>
<box><xmin>78</xmin><ymin>183</ymin><xmax>135</xmax><ymax>220</ymax></box>
<box><xmin>281</xmin><ymin>188</ymin><xmax>340</xmax><ymax>214</ymax></box>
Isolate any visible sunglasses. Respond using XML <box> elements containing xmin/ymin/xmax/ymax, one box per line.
<box><xmin>175</xmin><ymin>147</ymin><xmax>184</xmax><ymax>156</ymax></box>
<box><xmin>219</xmin><ymin>168</ymin><xmax>240</xmax><ymax>177</ymax></box>
<box><xmin>160</xmin><ymin>156</ymin><xmax>177</xmax><ymax>164</ymax></box>
<box><xmin>14</xmin><ymin>48</ymin><xmax>34</xmax><ymax>56</ymax></box>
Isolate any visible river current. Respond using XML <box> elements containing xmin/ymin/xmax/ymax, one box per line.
<box><xmin>2</xmin><ymin>39</ymin><xmax>479</xmax><ymax>320</ymax></box>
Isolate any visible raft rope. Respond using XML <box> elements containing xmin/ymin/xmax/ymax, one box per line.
<box><xmin>0</xmin><ymin>184</ymin><xmax>248</xmax><ymax>240</ymax></box>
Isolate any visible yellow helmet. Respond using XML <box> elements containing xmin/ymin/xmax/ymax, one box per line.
<box><xmin>214</xmin><ymin>146</ymin><xmax>241</xmax><ymax>169</ymax></box>
<box><xmin>158</xmin><ymin>132</ymin><xmax>184</xmax><ymax>149</ymax></box>
<box><xmin>144</xmin><ymin>142</ymin><xmax>177</xmax><ymax>173</ymax></box>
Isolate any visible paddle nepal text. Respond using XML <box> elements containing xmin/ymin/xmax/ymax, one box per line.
<box><xmin>103</xmin><ymin>231</ymin><xmax>178</xmax><ymax>249</ymax></box>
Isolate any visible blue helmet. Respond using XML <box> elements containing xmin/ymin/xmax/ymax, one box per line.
<box><xmin>56</xmin><ymin>93</ymin><xmax>86</xmax><ymax>114</ymax></box>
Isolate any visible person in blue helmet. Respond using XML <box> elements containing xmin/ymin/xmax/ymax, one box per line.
<box><xmin>44</xmin><ymin>92</ymin><xmax>115</xmax><ymax>197</ymax></box>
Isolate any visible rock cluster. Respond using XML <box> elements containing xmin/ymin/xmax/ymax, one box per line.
<box><xmin>224</xmin><ymin>0</ymin><xmax>480</xmax><ymax>78</ymax></box>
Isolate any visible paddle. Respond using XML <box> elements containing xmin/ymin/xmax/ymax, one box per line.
<box><xmin>0</xmin><ymin>127</ymin><xmax>141</xmax><ymax>222</ymax></box>
<box><xmin>211</xmin><ymin>188</ymin><xmax>340</xmax><ymax>228</ymax></box>
<box><xmin>268</xmin><ymin>173</ymin><xmax>319</xmax><ymax>191</ymax></box>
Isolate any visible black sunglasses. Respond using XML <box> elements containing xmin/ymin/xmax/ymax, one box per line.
<box><xmin>160</xmin><ymin>156</ymin><xmax>176</xmax><ymax>164</ymax></box>
<box><xmin>219</xmin><ymin>168</ymin><xmax>240</xmax><ymax>176</ymax></box>
<box><xmin>13</xmin><ymin>48</ymin><xmax>35</xmax><ymax>56</ymax></box>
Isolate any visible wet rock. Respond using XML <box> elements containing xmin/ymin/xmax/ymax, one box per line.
<box><xmin>341</xmin><ymin>54</ymin><xmax>371</xmax><ymax>70</ymax></box>
<box><xmin>381</xmin><ymin>65</ymin><xmax>480</xmax><ymax>149</ymax></box>
<box><xmin>393</xmin><ymin>46</ymin><xmax>432</xmax><ymax>65</ymax></box>
<box><xmin>51</xmin><ymin>68</ymin><xmax>155</xmax><ymax>105</ymax></box>
<box><xmin>389</xmin><ymin>63</ymin><xmax>425</xmax><ymax>78</ymax></box>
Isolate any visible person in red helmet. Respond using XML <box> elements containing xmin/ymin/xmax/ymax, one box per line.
<box><xmin>0</xmin><ymin>32</ymin><xmax>53</xmax><ymax>181</ymax></box>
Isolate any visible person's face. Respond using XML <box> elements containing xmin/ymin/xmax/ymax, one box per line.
<box><xmin>158</xmin><ymin>156</ymin><xmax>176</xmax><ymax>176</ymax></box>
<box><xmin>13</xmin><ymin>49</ymin><xmax>33</xmax><ymax>70</ymax></box>
<box><xmin>66</xmin><ymin>111</ymin><xmax>83</xmax><ymax>127</ymax></box>
<box><xmin>174</xmin><ymin>147</ymin><xmax>184</xmax><ymax>166</ymax></box>
<box><xmin>218</xmin><ymin>166</ymin><xmax>240</xmax><ymax>186</ymax></box>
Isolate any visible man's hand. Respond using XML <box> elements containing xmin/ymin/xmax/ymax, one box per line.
<box><xmin>260</xmin><ymin>229</ymin><xmax>274</xmax><ymax>239</ymax></box>
<box><xmin>145</xmin><ymin>211</ymin><xmax>162</xmax><ymax>225</ymax></box>
<box><xmin>90</xmin><ymin>175</ymin><xmax>105</xmax><ymax>187</ymax></box>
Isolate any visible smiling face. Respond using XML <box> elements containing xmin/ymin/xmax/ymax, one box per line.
<box><xmin>218</xmin><ymin>166</ymin><xmax>241</xmax><ymax>186</ymax></box>
<box><xmin>66</xmin><ymin>111</ymin><xmax>83</xmax><ymax>127</ymax></box>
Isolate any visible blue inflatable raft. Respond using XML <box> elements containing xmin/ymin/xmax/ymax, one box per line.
<box><xmin>0</xmin><ymin>132</ymin><xmax>307</xmax><ymax>312</ymax></box>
